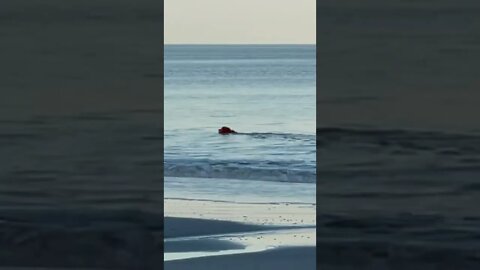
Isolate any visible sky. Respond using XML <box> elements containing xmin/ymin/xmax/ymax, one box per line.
<box><xmin>165</xmin><ymin>0</ymin><xmax>316</xmax><ymax>44</ymax></box>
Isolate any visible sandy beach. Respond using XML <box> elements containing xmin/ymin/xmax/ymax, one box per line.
<box><xmin>164</xmin><ymin>176</ymin><xmax>316</xmax><ymax>269</ymax></box>
<box><xmin>164</xmin><ymin>215</ymin><xmax>316</xmax><ymax>270</ymax></box>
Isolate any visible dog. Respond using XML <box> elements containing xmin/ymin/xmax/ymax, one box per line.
<box><xmin>218</xmin><ymin>126</ymin><xmax>237</xmax><ymax>135</ymax></box>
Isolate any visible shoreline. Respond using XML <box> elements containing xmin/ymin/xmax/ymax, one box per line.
<box><xmin>164</xmin><ymin>176</ymin><xmax>316</xmax><ymax>268</ymax></box>
<box><xmin>164</xmin><ymin>216</ymin><xmax>315</xmax><ymax>262</ymax></box>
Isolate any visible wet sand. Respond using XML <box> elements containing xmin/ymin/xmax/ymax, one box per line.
<box><xmin>164</xmin><ymin>176</ymin><xmax>316</xmax><ymax>269</ymax></box>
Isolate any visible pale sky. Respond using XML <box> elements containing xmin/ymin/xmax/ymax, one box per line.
<box><xmin>165</xmin><ymin>0</ymin><xmax>316</xmax><ymax>44</ymax></box>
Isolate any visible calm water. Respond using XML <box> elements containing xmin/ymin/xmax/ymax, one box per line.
<box><xmin>164</xmin><ymin>45</ymin><xmax>316</xmax><ymax>183</ymax></box>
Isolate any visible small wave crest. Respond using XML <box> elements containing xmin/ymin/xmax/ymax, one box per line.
<box><xmin>164</xmin><ymin>159</ymin><xmax>316</xmax><ymax>183</ymax></box>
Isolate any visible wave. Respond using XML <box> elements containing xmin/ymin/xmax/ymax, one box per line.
<box><xmin>164</xmin><ymin>159</ymin><xmax>316</xmax><ymax>183</ymax></box>
<box><xmin>164</xmin><ymin>129</ymin><xmax>316</xmax><ymax>183</ymax></box>
<box><xmin>165</xmin><ymin>129</ymin><xmax>315</xmax><ymax>140</ymax></box>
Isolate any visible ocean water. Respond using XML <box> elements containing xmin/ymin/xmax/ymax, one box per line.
<box><xmin>164</xmin><ymin>45</ymin><xmax>316</xmax><ymax>184</ymax></box>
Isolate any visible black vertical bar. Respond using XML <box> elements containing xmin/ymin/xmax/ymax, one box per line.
<box><xmin>317</xmin><ymin>0</ymin><xmax>480</xmax><ymax>269</ymax></box>
<box><xmin>0</xmin><ymin>0</ymin><xmax>164</xmax><ymax>268</ymax></box>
